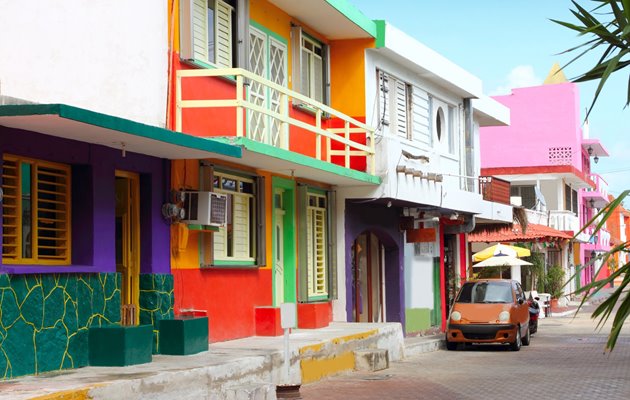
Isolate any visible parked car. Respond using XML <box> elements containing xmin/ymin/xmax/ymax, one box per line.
<box><xmin>446</xmin><ymin>279</ymin><xmax>530</xmax><ymax>351</ymax></box>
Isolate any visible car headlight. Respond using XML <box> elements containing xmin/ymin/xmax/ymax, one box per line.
<box><xmin>451</xmin><ymin>311</ymin><xmax>462</xmax><ymax>322</ymax></box>
<box><xmin>498</xmin><ymin>311</ymin><xmax>510</xmax><ymax>322</ymax></box>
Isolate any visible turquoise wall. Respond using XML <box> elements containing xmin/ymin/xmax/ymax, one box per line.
<box><xmin>0</xmin><ymin>272</ymin><xmax>174</xmax><ymax>379</ymax></box>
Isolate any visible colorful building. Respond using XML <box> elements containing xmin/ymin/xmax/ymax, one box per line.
<box><xmin>479</xmin><ymin>65</ymin><xmax>610</xmax><ymax>295</ymax></box>
<box><xmin>606</xmin><ymin>194</ymin><xmax>629</xmax><ymax>287</ymax></box>
<box><xmin>335</xmin><ymin>21</ymin><xmax>513</xmax><ymax>334</ymax></box>
<box><xmin>0</xmin><ymin>1</ymin><xmax>243</xmax><ymax>378</ymax></box>
<box><xmin>166</xmin><ymin>0</ymin><xmax>382</xmax><ymax>341</ymax></box>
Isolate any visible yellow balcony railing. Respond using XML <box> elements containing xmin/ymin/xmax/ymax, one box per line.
<box><xmin>175</xmin><ymin>68</ymin><xmax>375</xmax><ymax>174</ymax></box>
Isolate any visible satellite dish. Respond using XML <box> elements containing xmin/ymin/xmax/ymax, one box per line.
<box><xmin>534</xmin><ymin>186</ymin><xmax>546</xmax><ymax>208</ymax></box>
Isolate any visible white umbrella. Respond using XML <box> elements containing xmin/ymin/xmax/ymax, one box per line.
<box><xmin>473</xmin><ymin>254</ymin><xmax>533</xmax><ymax>267</ymax></box>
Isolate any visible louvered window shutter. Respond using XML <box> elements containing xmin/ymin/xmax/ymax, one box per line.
<box><xmin>231</xmin><ymin>193</ymin><xmax>250</xmax><ymax>258</ymax></box>
<box><xmin>255</xmin><ymin>175</ymin><xmax>266</xmax><ymax>266</ymax></box>
<box><xmin>326</xmin><ymin>190</ymin><xmax>337</xmax><ymax>300</ymax></box>
<box><xmin>291</xmin><ymin>26</ymin><xmax>303</xmax><ymax>95</ymax></box>
<box><xmin>297</xmin><ymin>185</ymin><xmax>309</xmax><ymax>302</ymax></box>
<box><xmin>215</xmin><ymin>0</ymin><xmax>233</xmax><ymax>68</ymax></box>
<box><xmin>180</xmin><ymin>0</ymin><xmax>209</xmax><ymax>62</ymax></box>
<box><xmin>394</xmin><ymin>79</ymin><xmax>409</xmax><ymax>138</ymax></box>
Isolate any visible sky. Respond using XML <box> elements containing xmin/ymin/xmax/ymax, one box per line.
<box><xmin>351</xmin><ymin>0</ymin><xmax>629</xmax><ymax>197</ymax></box>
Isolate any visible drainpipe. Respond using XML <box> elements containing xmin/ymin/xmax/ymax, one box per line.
<box><xmin>464</xmin><ymin>98</ymin><xmax>474</xmax><ymax>192</ymax></box>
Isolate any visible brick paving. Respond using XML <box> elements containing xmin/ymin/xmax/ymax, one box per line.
<box><xmin>300</xmin><ymin>306</ymin><xmax>630</xmax><ymax>399</ymax></box>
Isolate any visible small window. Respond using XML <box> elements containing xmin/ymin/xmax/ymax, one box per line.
<box><xmin>180</xmin><ymin>0</ymin><xmax>236</xmax><ymax>68</ymax></box>
<box><xmin>2</xmin><ymin>155</ymin><xmax>71</xmax><ymax>265</ymax></box>
<box><xmin>436</xmin><ymin>107</ymin><xmax>444</xmax><ymax>141</ymax></box>
<box><xmin>307</xmin><ymin>193</ymin><xmax>328</xmax><ymax>298</ymax></box>
<box><xmin>378</xmin><ymin>70</ymin><xmax>411</xmax><ymax>139</ymax></box>
<box><xmin>292</xmin><ymin>27</ymin><xmax>329</xmax><ymax>105</ymax></box>
<box><xmin>213</xmin><ymin>171</ymin><xmax>257</xmax><ymax>263</ymax></box>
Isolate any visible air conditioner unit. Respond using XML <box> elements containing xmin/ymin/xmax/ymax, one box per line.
<box><xmin>181</xmin><ymin>191</ymin><xmax>228</xmax><ymax>227</ymax></box>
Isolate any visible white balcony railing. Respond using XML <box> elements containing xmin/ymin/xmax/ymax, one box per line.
<box><xmin>585</xmin><ymin>173</ymin><xmax>609</xmax><ymax>199</ymax></box>
<box><xmin>175</xmin><ymin>68</ymin><xmax>375</xmax><ymax>174</ymax></box>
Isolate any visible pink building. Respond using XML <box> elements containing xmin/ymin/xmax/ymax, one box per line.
<box><xmin>479</xmin><ymin>66</ymin><xmax>609</xmax><ymax>291</ymax></box>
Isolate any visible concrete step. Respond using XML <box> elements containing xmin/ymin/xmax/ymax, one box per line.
<box><xmin>353</xmin><ymin>349</ymin><xmax>389</xmax><ymax>372</ymax></box>
<box><xmin>404</xmin><ymin>334</ymin><xmax>444</xmax><ymax>358</ymax></box>
<box><xmin>216</xmin><ymin>382</ymin><xmax>276</xmax><ymax>400</ymax></box>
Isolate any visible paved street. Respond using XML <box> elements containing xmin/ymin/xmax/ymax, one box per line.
<box><xmin>300</xmin><ymin>305</ymin><xmax>630</xmax><ymax>399</ymax></box>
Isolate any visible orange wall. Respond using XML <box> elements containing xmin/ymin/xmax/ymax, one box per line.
<box><xmin>329</xmin><ymin>38</ymin><xmax>374</xmax><ymax>118</ymax></box>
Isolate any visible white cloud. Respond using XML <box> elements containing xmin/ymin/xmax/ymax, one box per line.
<box><xmin>490</xmin><ymin>65</ymin><xmax>543</xmax><ymax>95</ymax></box>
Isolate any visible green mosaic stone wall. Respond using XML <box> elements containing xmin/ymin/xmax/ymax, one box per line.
<box><xmin>139</xmin><ymin>274</ymin><xmax>174</xmax><ymax>354</ymax></box>
<box><xmin>0</xmin><ymin>273</ymin><xmax>121</xmax><ymax>379</ymax></box>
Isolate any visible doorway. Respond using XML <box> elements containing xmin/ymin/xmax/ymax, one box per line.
<box><xmin>352</xmin><ymin>232</ymin><xmax>384</xmax><ymax>323</ymax></box>
<box><xmin>273</xmin><ymin>188</ymin><xmax>286</xmax><ymax>306</ymax></box>
<box><xmin>115</xmin><ymin>170</ymin><xmax>140</xmax><ymax>325</ymax></box>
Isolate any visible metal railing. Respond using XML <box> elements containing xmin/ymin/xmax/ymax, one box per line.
<box><xmin>175</xmin><ymin>68</ymin><xmax>375</xmax><ymax>174</ymax></box>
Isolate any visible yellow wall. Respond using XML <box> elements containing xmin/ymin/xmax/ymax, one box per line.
<box><xmin>168</xmin><ymin>0</ymin><xmax>180</xmax><ymax>53</ymax></box>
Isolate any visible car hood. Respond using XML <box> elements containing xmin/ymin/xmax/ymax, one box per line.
<box><xmin>451</xmin><ymin>303</ymin><xmax>512</xmax><ymax>324</ymax></box>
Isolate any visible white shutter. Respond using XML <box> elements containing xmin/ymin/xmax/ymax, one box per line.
<box><xmin>412</xmin><ymin>86</ymin><xmax>431</xmax><ymax>146</ymax></box>
<box><xmin>232</xmin><ymin>193</ymin><xmax>250</xmax><ymax>258</ymax></box>
<box><xmin>394</xmin><ymin>79</ymin><xmax>408</xmax><ymax>138</ymax></box>
<box><xmin>306</xmin><ymin>208</ymin><xmax>314</xmax><ymax>295</ymax></box>
<box><xmin>180</xmin><ymin>0</ymin><xmax>209</xmax><ymax>61</ymax></box>
<box><xmin>215</xmin><ymin>0</ymin><xmax>233</xmax><ymax>68</ymax></box>
<box><xmin>314</xmin><ymin>208</ymin><xmax>327</xmax><ymax>295</ymax></box>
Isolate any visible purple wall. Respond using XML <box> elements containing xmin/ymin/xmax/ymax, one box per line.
<box><xmin>344</xmin><ymin>201</ymin><xmax>405</xmax><ymax>328</ymax></box>
<box><xmin>0</xmin><ymin>127</ymin><xmax>170</xmax><ymax>274</ymax></box>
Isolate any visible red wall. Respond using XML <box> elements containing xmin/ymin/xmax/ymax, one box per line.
<box><xmin>173</xmin><ymin>268</ymin><xmax>272</xmax><ymax>342</ymax></box>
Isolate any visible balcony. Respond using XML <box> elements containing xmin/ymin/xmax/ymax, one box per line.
<box><xmin>583</xmin><ymin>226</ymin><xmax>611</xmax><ymax>252</ymax></box>
<box><xmin>581</xmin><ymin>173</ymin><xmax>609</xmax><ymax>208</ymax></box>
<box><xmin>479</xmin><ymin>176</ymin><xmax>510</xmax><ymax>205</ymax></box>
<box><xmin>175</xmin><ymin>68</ymin><xmax>375</xmax><ymax>175</ymax></box>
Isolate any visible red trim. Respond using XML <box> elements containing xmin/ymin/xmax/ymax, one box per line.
<box><xmin>440</xmin><ymin>226</ymin><xmax>446</xmax><ymax>331</ymax></box>
<box><xmin>481</xmin><ymin>166</ymin><xmax>594</xmax><ymax>187</ymax></box>
<box><xmin>459</xmin><ymin>234</ymin><xmax>467</xmax><ymax>281</ymax></box>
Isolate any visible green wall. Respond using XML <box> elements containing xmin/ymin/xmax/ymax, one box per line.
<box><xmin>405</xmin><ymin>308</ymin><xmax>432</xmax><ymax>333</ymax></box>
<box><xmin>0</xmin><ymin>272</ymin><xmax>174</xmax><ymax>379</ymax></box>
<box><xmin>139</xmin><ymin>273</ymin><xmax>174</xmax><ymax>354</ymax></box>
<box><xmin>0</xmin><ymin>273</ymin><xmax>121</xmax><ymax>379</ymax></box>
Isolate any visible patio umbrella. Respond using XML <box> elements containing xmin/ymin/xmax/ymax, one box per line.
<box><xmin>472</xmin><ymin>243</ymin><xmax>531</xmax><ymax>262</ymax></box>
<box><xmin>473</xmin><ymin>254</ymin><xmax>533</xmax><ymax>267</ymax></box>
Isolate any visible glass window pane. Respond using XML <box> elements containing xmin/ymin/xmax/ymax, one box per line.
<box><xmin>207</xmin><ymin>2</ymin><xmax>216</xmax><ymax>63</ymax></box>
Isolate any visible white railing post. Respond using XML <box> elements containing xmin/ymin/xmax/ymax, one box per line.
<box><xmin>316</xmin><ymin>109</ymin><xmax>322</xmax><ymax>161</ymax></box>
<box><xmin>236</xmin><ymin>75</ymin><xmax>244</xmax><ymax>137</ymax></box>
<box><xmin>368</xmin><ymin>128</ymin><xmax>375</xmax><ymax>175</ymax></box>
<box><xmin>344</xmin><ymin>121</ymin><xmax>350</xmax><ymax>169</ymax></box>
<box><xmin>280</xmin><ymin>93</ymin><xmax>289</xmax><ymax>149</ymax></box>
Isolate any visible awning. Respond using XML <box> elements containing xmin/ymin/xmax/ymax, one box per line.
<box><xmin>0</xmin><ymin>103</ymin><xmax>242</xmax><ymax>160</ymax></box>
<box><xmin>469</xmin><ymin>223</ymin><xmax>573</xmax><ymax>243</ymax></box>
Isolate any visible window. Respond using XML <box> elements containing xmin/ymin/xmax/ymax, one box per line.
<box><xmin>291</xmin><ymin>26</ymin><xmax>330</xmax><ymax>104</ymax></box>
<box><xmin>307</xmin><ymin>193</ymin><xmax>327</xmax><ymax>297</ymax></box>
<box><xmin>2</xmin><ymin>155</ymin><xmax>71</xmax><ymax>265</ymax></box>
<box><xmin>211</xmin><ymin>171</ymin><xmax>261</xmax><ymax>265</ymax></box>
<box><xmin>180</xmin><ymin>0</ymin><xmax>237</xmax><ymax>68</ymax></box>
<box><xmin>298</xmin><ymin>186</ymin><xmax>336</xmax><ymax>302</ymax></box>
<box><xmin>564</xmin><ymin>184</ymin><xmax>578</xmax><ymax>214</ymax></box>
<box><xmin>511</xmin><ymin>185</ymin><xmax>536</xmax><ymax>209</ymax></box>
<box><xmin>378</xmin><ymin>70</ymin><xmax>411</xmax><ymax>139</ymax></box>
<box><xmin>431</xmin><ymin>98</ymin><xmax>458</xmax><ymax>155</ymax></box>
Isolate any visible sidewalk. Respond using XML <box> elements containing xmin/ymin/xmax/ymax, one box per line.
<box><xmin>0</xmin><ymin>322</ymin><xmax>444</xmax><ymax>400</ymax></box>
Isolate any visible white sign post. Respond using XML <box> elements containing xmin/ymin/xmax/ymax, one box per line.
<box><xmin>280</xmin><ymin>303</ymin><xmax>296</xmax><ymax>383</ymax></box>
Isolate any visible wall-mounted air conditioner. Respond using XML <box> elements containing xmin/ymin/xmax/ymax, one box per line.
<box><xmin>181</xmin><ymin>191</ymin><xmax>228</xmax><ymax>227</ymax></box>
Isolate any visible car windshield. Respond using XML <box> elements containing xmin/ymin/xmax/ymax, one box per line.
<box><xmin>456</xmin><ymin>281</ymin><xmax>513</xmax><ymax>304</ymax></box>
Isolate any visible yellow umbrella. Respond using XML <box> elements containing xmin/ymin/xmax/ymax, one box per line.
<box><xmin>472</xmin><ymin>243</ymin><xmax>531</xmax><ymax>262</ymax></box>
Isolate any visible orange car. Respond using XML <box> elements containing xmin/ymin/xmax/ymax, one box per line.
<box><xmin>446</xmin><ymin>279</ymin><xmax>530</xmax><ymax>351</ymax></box>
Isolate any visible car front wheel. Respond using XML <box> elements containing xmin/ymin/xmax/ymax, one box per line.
<box><xmin>510</xmin><ymin>326</ymin><xmax>522</xmax><ymax>351</ymax></box>
<box><xmin>522</xmin><ymin>325</ymin><xmax>531</xmax><ymax>346</ymax></box>
<box><xmin>445</xmin><ymin>334</ymin><xmax>457</xmax><ymax>351</ymax></box>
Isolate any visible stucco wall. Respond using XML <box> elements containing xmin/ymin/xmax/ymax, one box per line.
<box><xmin>0</xmin><ymin>0</ymin><xmax>168</xmax><ymax>127</ymax></box>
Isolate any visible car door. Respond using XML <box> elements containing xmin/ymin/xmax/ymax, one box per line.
<box><xmin>513</xmin><ymin>282</ymin><xmax>529</xmax><ymax>327</ymax></box>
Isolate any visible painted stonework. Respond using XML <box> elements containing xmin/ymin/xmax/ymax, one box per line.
<box><xmin>0</xmin><ymin>273</ymin><xmax>120</xmax><ymax>379</ymax></box>
<box><xmin>139</xmin><ymin>273</ymin><xmax>174</xmax><ymax>354</ymax></box>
